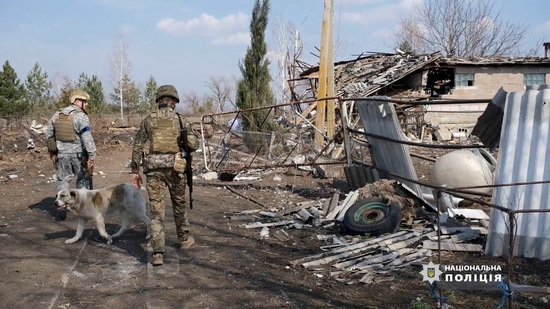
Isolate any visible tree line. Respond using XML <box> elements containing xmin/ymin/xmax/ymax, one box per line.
<box><xmin>1</xmin><ymin>0</ymin><xmax>535</xmax><ymax>127</ymax></box>
<box><xmin>0</xmin><ymin>0</ymin><xmax>273</xmax><ymax>134</ymax></box>
<box><xmin>0</xmin><ymin>59</ymin><xmax>240</xmax><ymax>120</ymax></box>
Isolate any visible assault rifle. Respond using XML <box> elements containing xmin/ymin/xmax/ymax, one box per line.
<box><xmin>176</xmin><ymin>113</ymin><xmax>193</xmax><ymax>209</ymax></box>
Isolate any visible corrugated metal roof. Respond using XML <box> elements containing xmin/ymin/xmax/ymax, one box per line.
<box><xmin>471</xmin><ymin>87</ymin><xmax>507</xmax><ymax>151</ymax></box>
<box><xmin>485</xmin><ymin>85</ymin><xmax>550</xmax><ymax>260</ymax></box>
<box><xmin>355</xmin><ymin>98</ymin><xmax>422</xmax><ymax>197</ymax></box>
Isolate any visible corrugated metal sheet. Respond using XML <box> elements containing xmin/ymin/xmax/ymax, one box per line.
<box><xmin>471</xmin><ymin>87</ymin><xmax>507</xmax><ymax>151</ymax></box>
<box><xmin>344</xmin><ymin>163</ymin><xmax>380</xmax><ymax>191</ymax></box>
<box><xmin>485</xmin><ymin>86</ymin><xmax>550</xmax><ymax>260</ymax></box>
<box><xmin>355</xmin><ymin>98</ymin><xmax>422</xmax><ymax>197</ymax></box>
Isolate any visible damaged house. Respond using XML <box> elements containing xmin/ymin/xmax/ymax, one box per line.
<box><xmin>297</xmin><ymin>45</ymin><xmax>550</xmax><ymax>138</ymax></box>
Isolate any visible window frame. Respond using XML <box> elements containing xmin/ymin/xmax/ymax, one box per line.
<box><xmin>455</xmin><ymin>73</ymin><xmax>475</xmax><ymax>87</ymax></box>
<box><xmin>523</xmin><ymin>73</ymin><xmax>546</xmax><ymax>87</ymax></box>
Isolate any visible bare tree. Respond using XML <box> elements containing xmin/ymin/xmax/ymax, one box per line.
<box><xmin>180</xmin><ymin>91</ymin><xmax>202</xmax><ymax>115</ymax></box>
<box><xmin>204</xmin><ymin>75</ymin><xmax>235</xmax><ymax>113</ymax></box>
<box><xmin>393</xmin><ymin>0</ymin><xmax>528</xmax><ymax>57</ymax></box>
<box><xmin>108</xmin><ymin>33</ymin><xmax>132</xmax><ymax>125</ymax></box>
<box><xmin>525</xmin><ymin>36</ymin><xmax>548</xmax><ymax>57</ymax></box>
<box><xmin>269</xmin><ymin>19</ymin><xmax>309</xmax><ymax>103</ymax></box>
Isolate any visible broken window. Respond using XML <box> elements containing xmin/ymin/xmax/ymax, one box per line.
<box><xmin>523</xmin><ymin>73</ymin><xmax>545</xmax><ymax>87</ymax></box>
<box><xmin>425</xmin><ymin>67</ymin><xmax>453</xmax><ymax>96</ymax></box>
<box><xmin>455</xmin><ymin>73</ymin><xmax>475</xmax><ymax>87</ymax></box>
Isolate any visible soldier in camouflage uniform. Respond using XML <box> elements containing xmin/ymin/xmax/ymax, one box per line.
<box><xmin>46</xmin><ymin>91</ymin><xmax>97</xmax><ymax>220</ymax></box>
<box><xmin>130</xmin><ymin>85</ymin><xmax>199</xmax><ymax>266</ymax></box>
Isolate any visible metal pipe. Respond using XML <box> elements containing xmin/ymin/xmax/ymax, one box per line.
<box><xmin>342</xmin><ymin>97</ymin><xmax>492</xmax><ymax>105</ymax></box>
<box><xmin>348</xmin><ymin>128</ymin><xmax>486</xmax><ymax>149</ymax></box>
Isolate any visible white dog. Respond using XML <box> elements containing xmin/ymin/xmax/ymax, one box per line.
<box><xmin>54</xmin><ymin>183</ymin><xmax>151</xmax><ymax>244</ymax></box>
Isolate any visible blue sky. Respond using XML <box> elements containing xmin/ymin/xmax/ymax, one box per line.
<box><xmin>1</xmin><ymin>0</ymin><xmax>549</xmax><ymax>101</ymax></box>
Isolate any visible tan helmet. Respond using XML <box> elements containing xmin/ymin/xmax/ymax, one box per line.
<box><xmin>70</xmin><ymin>91</ymin><xmax>90</xmax><ymax>104</ymax></box>
<box><xmin>155</xmin><ymin>85</ymin><xmax>180</xmax><ymax>103</ymax></box>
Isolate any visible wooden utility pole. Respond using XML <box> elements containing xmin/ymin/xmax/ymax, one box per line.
<box><xmin>315</xmin><ymin>0</ymin><xmax>335</xmax><ymax>144</ymax></box>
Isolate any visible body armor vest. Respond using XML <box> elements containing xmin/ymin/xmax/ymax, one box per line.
<box><xmin>54</xmin><ymin>111</ymin><xmax>78</xmax><ymax>142</ymax></box>
<box><xmin>149</xmin><ymin>109</ymin><xmax>180</xmax><ymax>154</ymax></box>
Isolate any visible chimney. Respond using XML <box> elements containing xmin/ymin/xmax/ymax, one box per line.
<box><xmin>544</xmin><ymin>42</ymin><xmax>550</xmax><ymax>58</ymax></box>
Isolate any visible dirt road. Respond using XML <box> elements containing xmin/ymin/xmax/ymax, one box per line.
<box><xmin>0</xmin><ymin>131</ymin><xmax>548</xmax><ymax>309</ymax></box>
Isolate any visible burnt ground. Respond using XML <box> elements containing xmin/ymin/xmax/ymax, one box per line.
<box><xmin>0</xmin><ymin>129</ymin><xmax>549</xmax><ymax>309</ymax></box>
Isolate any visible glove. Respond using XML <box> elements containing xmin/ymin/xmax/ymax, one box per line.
<box><xmin>50</xmin><ymin>153</ymin><xmax>58</xmax><ymax>168</ymax></box>
<box><xmin>131</xmin><ymin>173</ymin><xmax>143</xmax><ymax>189</ymax></box>
<box><xmin>87</xmin><ymin>159</ymin><xmax>94</xmax><ymax>174</ymax></box>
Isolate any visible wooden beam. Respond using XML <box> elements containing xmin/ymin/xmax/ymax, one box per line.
<box><xmin>315</xmin><ymin>0</ymin><xmax>334</xmax><ymax>145</ymax></box>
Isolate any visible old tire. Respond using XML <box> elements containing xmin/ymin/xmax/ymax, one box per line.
<box><xmin>342</xmin><ymin>197</ymin><xmax>402</xmax><ymax>236</ymax></box>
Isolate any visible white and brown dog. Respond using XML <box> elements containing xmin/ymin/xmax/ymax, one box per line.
<box><xmin>54</xmin><ymin>183</ymin><xmax>151</xmax><ymax>244</ymax></box>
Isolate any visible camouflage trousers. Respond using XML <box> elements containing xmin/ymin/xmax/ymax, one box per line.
<box><xmin>146</xmin><ymin>168</ymin><xmax>190</xmax><ymax>254</ymax></box>
<box><xmin>56</xmin><ymin>153</ymin><xmax>91</xmax><ymax>191</ymax></box>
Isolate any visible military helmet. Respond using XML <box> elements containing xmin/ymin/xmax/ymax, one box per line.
<box><xmin>156</xmin><ymin>85</ymin><xmax>180</xmax><ymax>103</ymax></box>
<box><xmin>69</xmin><ymin>91</ymin><xmax>90</xmax><ymax>104</ymax></box>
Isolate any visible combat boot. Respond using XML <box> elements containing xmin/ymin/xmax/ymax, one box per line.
<box><xmin>180</xmin><ymin>236</ymin><xmax>195</xmax><ymax>249</ymax></box>
<box><xmin>152</xmin><ymin>253</ymin><xmax>163</xmax><ymax>266</ymax></box>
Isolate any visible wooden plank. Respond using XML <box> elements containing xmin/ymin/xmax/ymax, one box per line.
<box><xmin>301</xmin><ymin>231</ymin><xmax>420</xmax><ymax>268</ymax></box>
<box><xmin>243</xmin><ymin>220</ymin><xmax>295</xmax><ymax>229</ymax></box>
<box><xmin>436</xmin><ymin>226</ymin><xmax>488</xmax><ymax>235</ymax></box>
<box><xmin>336</xmin><ymin>191</ymin><xmax>359</xmax><ymax>221</ymax></box>
<box><xmin>294</xmin><ymin>102</ymin><xmax>317</xmax><ymax>126</ymax></box>
<box><xmin>296</xmin><ymin>209</ymin><xmax>313</xmax><ymax>221</ymax></box>
<box><xmin>387</xmin><ymin>249</ymin><xmax>431</xmax><ymax>267</ymax></box>
<box><xmin>278</xmin><ymin>203</ymin><xmax>317</xmax><ymax>216</ymax></box>
<box><xmin>301</xmin><ymin>243</ymin><xmax>381</xmax><ymax>268</ymax></box>
<box><xmin>290</xmin><ymin>230</ymin><xmax>409</xmax><ymax>267</ymax></box>
<box><xmin>385</xmin><ymin>231</ymin><xmax>437</xmax><ymax>251</ymax></box>
<box><xmin>258</xmin><ymin>211</ymin><xmax>277</xmax><ymax>218</ymax></box>
<box><xmin>422</xmin><ymin>240</ymin><xmax>483</xmax><ymax>252</ymax></box>
<box><xmin>322</xmin><ymin>197</ymin><xmax>332</xmax><ymax>214</ymax></box>
<box><xmin>353</xmin><ymin>252</ymin><xmax>400</xmax><ymax>269</ymax></box>
<box><xmin>332</xmin><ymin>250</ymin><xmax>382</xmax><ymax>269</ymax></box>
<box><xmin>323</xmin><ymin>192</ymin><xmax>339</xmax><ymax>215</ymax></box>
<box><xmin>379</xmin><ymin>231</ymin><xmax>419</xmax><ymax>246</ymax></box>
<box><xmin>326</xmin><ymin>190</ymin><xmax>357</xmax><ymax>220</ymax></box>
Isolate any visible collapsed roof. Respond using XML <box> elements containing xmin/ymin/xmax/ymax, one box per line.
<box><xmin>299</xmin><ymin>52</ymin><xmax>550</xmax><ymax>98</ymax></box>
<box><xmin>299</xmin><ymin>52</ymin><xmax>442</xmax><ymax>98</ymax></box>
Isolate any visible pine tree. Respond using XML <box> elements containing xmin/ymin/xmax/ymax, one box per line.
<box><xmin>0</xmin><ymin>60</ymin><xmax>28</xmax><ymax>117</ymax></box>
<box><xmin>235</xmin><ymin>0</ymin><xmax>276</xmax><ymax>132</ymax></box>
<box><xmin>55</xmin><ymin>78</ymin><xmax>75</xmax><ymax>110</ymax></box>
<box><xmin>141</xmin><ymin>75</ymin><xmax>157</xmax><ymax>113</ymax></box>
<box><xmin>76</xmin><ymin>73</ymin><xmax>107</xmax><ymax>114</ymax></box>
<box><xmin>86</xmin><ymin>75</ymin><xmax>107</xmax><ymax>114</ymax></box>
<box><xmin>110</xmin><ymin>74</ymin><xmax>141</xmax><ymax>115</ymax></box>
<box><xmin>24</xmin><ymin>62</ymin><xmax>52</xmax><ymax>111</ymax></box>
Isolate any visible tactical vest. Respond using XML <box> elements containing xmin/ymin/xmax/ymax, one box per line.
<box><xmin>54</xmin><ymin>110</ymin><xmax>78</xmax><ymax>142</ymax></box>
<box><xmin>149</xmin><ymin>109</ymin><xmax>181</xmax><ymax>154</ymax></box>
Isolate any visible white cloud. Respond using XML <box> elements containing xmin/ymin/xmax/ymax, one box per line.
<box><xmin>211</xmin><ymin>32</ymin><xmax>250</xmax><ymax>46</ymax></box>
<box><xmin>157</xmin><ymin>13</ymin><xmax>249</xmax><ymax>36</ymax></box>
<box><xmin>157</xmin><ymin>13</ymin><xmax>250</xmax><ymax>46</ymax></box>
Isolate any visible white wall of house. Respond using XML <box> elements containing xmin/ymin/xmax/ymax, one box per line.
<box><xmin>443</xmin><ymin>66</ymin><xmax>550</xmax><ymax>99</ymax></box>
<box><xmin>426</xmin><ymin>65</ymin><xmax>550</xmax><ymax>126</ymax></box>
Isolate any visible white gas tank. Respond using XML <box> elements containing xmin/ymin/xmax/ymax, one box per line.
<box><xmin>429</xmin><ymin>149</ymin><xmax>495</xmax><ymax>197</ymax></box>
